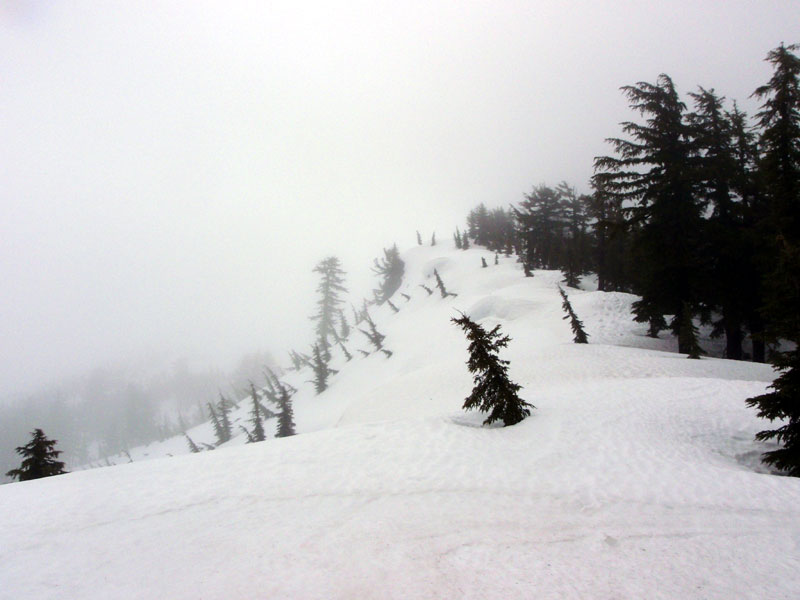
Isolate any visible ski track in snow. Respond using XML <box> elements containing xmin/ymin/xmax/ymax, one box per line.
<box><xmin>1</xmin><ymin>245</ymin><xmax>797</xmax><ymax>599</ymax></box>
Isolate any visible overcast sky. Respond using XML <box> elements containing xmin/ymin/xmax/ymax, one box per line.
<box><xmin>1</xmin><ymin>1</ymin><xmax>797</xmax><ymax>397</ymax></box>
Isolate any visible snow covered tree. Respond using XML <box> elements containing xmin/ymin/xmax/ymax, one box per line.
<box><xmin>558</xmin><ymin>287</ymin><xmax>589</xmax><ymax>344</ymax></box>
<box><xmin>216</xmin><ymin>394</ymin><xmax>233</xmax><ymax>444</ymax></box>
<box><xmin>359</xmin><ymin>307</ymin><xmax>389</xmax><ymax>355</ymax></box>
<box><xmin>452</xmin><ymin>313</ymin><xmax>532</xmax><ymax>426</ymax></box>
<box><xmin>372</xmin><ymin>244</ymin><xmax>405</xmax><ymax>304</ymax></box>
<box><xmin>6</xmin><ymin>429</ymin><xmax>68</xmax><ymax>481</ymax></box>
<box><xmin>311</xmin><ymin>256</ymin><xmax>347</xmax><ymax>360</ymax></box>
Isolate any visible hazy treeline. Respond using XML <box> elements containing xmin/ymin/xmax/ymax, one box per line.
<box><xmin>1</xmin><ymin>351</ymin><xmax>275</xmax><ymax>480</ymax></box>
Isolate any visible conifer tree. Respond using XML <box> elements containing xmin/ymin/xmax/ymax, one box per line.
<box><xmin>416</xmin><ymin>230</ymin><xmax>422</xmax><ymax>245</ymax></box>
<box><xmin>594</xmin><ymin>74</ymin><xmax>706</xmax><ymax>354</ymax></box>
<box><xmin>558</xmin><ymin>286</ymin><xmax>589</xmax><ymax>344</ymax></box>
<box><xmin>359</xmin><ymin>308</ymin><xmax>388</xmax><ymax>354</ymax></box>
<box><xmin>451</xmin><ymin>314</ymin><xmax>532</xmax><ymax>426</ymax></box>
<box><xmin>433</xmin><ymin>269</ymin><xmax>457</xmax><ymax>298</ymax></box>
<box><xmin>431</xmin><ymin>232</ymin><xmax>436</xmax><ymax>246</ymax></box>
<box><xmin>207</xmin><ymin>402</ymin><xmax>224</xmax><ymax>446</ymax></box>
<box><xmin>494</xmin><ymin>252</ymin><xmax>499</xmax><ymax>265</ymax></box>
<box><xmin>311</xmin><ymin>256</ymin><xmax>347</xmax><ymax>360</ymax></box>
<box><xmin>372</xmin><ymin>244</ymin><xmax>405</xmax><ymax>304</ymax></box>
<box><xmin>338</xmin><ymin>339</ymin><xmax>353</xmax><ymax>361</ymax></box>
<box><xmin>454</xmin><ymin>228</ymin><xmax>463</xmax><ymax>249</ymax></box>
<box><xmin>338</xmin><ymin>309</ymin><xmax>350</xmax><ymax>340</ymax></box>
<box><xmin>269</xmin><ymin>375</ymin><xmax>296</xmax><ymax>438</ymax></box>
<box><xmin>216</xmin><ymin>394</ymin><xmax>233</xmax><ymax>444</ymax></box>
<box><xmin>247</xmin><ymin>383</ymin><xmax>266</xmax><ymax>442</ymax></box>
<box><xmin>419</xmin><ymin>284</ymin><xmax>433</xmax><ymax>295</ymax></box>
<box><xmin>185</xmin><ymin>433</ymin><xmax>201</xmax><ymax>453</ymax></box>
<box><xmin>746</xmin><ymin>45</ymin><xmax>800</xmax><ymax>475</ymax></box>
<box><xmin>461</xmin><ymin>231</ymin><xmax>470</xmax><ymax>249</ymax></box>
<box><xmin>481</xmin><ymin>257</ymin><xmax>488</xmax><ymax>268</ymax></box>
<box><xmin>311</xmin><ymin>343</ymin><xmax>336</xmax><ymax>393</ymax></box>
<box><xmin>5</xmin><ymin>429</ymin><xmax>68</xmax><ymax>481</ymax></box>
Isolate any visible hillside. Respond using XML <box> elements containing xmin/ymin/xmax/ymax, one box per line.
<box><xmin>1</xmin><ymin>243</ymin><xmax>798</xmax><ymax>599</ymax></box>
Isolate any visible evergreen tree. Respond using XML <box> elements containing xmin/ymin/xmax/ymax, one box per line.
<box><xmin>558</xmin><ymin>287</ymin><xmax>589</xmax><ymax>344</ymax></box>
<box><xmin>678</xmin><ymin>301</ymin><xmax>703</xmax><ymax>359</ymax></box>
<box><xmin>454</xmin><ymin>228</ymin><xmax>463</xmax><ymax>249</ymax></box>
<box><xmin>207</xmin><ymin>402</ymin><xmax>225</xmax><ymax>446</ymax></box>
<box><xmin>451</xmin><ymin>314</ymin><xmax>532</xmax><ymax>426</ymax></box>
<box><xmin>248</xmin><ymin>383</ymin><xmax>266</xmax><ymax>442</ymax></box>
<box><xmin>185</xmin><ymin>433</ymin><xmax>201</xmax><ymax>453</ymax></box>
<box><xmin>419</xmin><ymin>284</ymin><xmax>433</xmax><ymax>295</ymax></box>
<box><xmin>6</xmin><ymin>429</ymin><xmax>68</xmax><ymax>481</ymax></box>
<box><xmin>338</xmin><ymin>309</ymin><xmax>350</xmax><ymax>340</ymax></box>
<box><xmin>594</xmin><ymin>74</ymin><xmax>706</xmax><ymax>354</ymax></box>
<box><xmin>494</xmin><ymin>252</ymin><xmax>499</xmax><ymax>265</ymax></box>
<box><xmin>431</xmin><ymin>232</ymin><xmax>436</xmax><ymax>246</ymax></box>
<box><xmin>481</xmin><ymin>257</ymin><xmax>488</xmax><ymax>268</ymax></box>
<box><xmin>216</xmin><ymin>393</ymin><xmax>233</xmax><ymax>444</ymax></box>
<box><xmin>372</xmin><ymin>244</ymin><xmax>405</xmax><ymax>304</ymax></box>
<box><xmin>461</xmin><ymin>231</ymin><xmax>470</xmax><ymax>249</ymax></box>
<box><xmin>359</xmin><ymin>307</ymin><xmax>388</xmax><ymax>353</ymax></box>
<box><xmin>433</xmin><ymin>268</ymin><xmax>457</xmax><ymax>298</ymax></box>
<box><xmin>746</xmin><ymin>45</ymin><xmax>800</xmax><ymax>475</ymax></box>
<box><xmin>311</xmin><ymin>257</ymin><xmax>347</xmax><ymax>360</ymax></box>
<box><xmin>416</xmin><ymin>230</ymin><xmax>422</xmax><ymax>245</ymax></box>
<box><xmin>311</xmin><ymin>343</ymin><xmax>336</xmax><ymax>393</ymax></box>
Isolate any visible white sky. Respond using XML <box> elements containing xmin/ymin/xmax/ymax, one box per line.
<box><xmin>1</xmin><ymin>1</ymin><xmax>797</xmax><ymax>397</ymax></box>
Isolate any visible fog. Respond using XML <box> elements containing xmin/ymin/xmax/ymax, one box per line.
<box><xmin>1</xmin><ymin>1</ymin><xmax>796</xmax><ymax>401</ymax></box>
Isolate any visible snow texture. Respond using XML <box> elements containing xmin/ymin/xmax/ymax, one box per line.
<box><xmin>1</xmin><ymin>244</ymin><xmax>798</xmax><ymax>599</ymax></box>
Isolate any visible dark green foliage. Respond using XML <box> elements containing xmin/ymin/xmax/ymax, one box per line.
<box><xmin>558</xmin><ymin>286</ymin><xmax>589</xmax><ymax>344</ymax></box>
<box><xmin>311</xmin><ymin>257</ymin><xmax>347</xmax><ymax>360</ymax></box>
<box><xmin>207</xmin><ymin>402</ymin><xmax>224</xmax><ymax>446</ymax></box>
<box><xmin>454</xmin><ymin>228</ymin><xmax>463</xmax><ymax>249</ymax></box>
<box><xmin>452</xmin><ymin>313</ymin><xmax>532</xmax><ymax>426</ymax></box>
<box><xmin>5</xmin><ymin>429</ymin><xmax>68</xmax><ymax>481</ymax></box>
<box><xmin>372</xmin><ymin>244</ymin><xmax>405</xmax><ymax>304</ymax></box>
<box><xmin>461</xmin><ymin>231</ymin><xmax>470</xmax><ymax>249</ymax></box>
<box><xmin>433</xmin><ymin>269</ymin><xmax>457</xmax><ymax>298</ymax></box>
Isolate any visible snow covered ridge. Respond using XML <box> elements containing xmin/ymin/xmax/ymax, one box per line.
<box><xmin>2</xmin><ymin>244</ymin><xmax>799</xmax><ymax>599</ymax></box>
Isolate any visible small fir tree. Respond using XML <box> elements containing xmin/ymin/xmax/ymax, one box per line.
<box><xmin>419</xmin><ymin>284</ymin><xmax>433</xmax><ymax>295</ymax></box>
<box><xmin>558</xmin><ymin>286</ymin><xmax>589</xmax><ymax>344</ymax></box>
<box><xmin>454</xmin><ymin>228</ymin><xmax>463</xmax><ymax>249</ymax></box>
<box><xmin>462</xmin><ymin>231</ymin><xmax>470</xmax><ymax>249</ymax></box>
<box><xmin>6</xmin><ymin>429</ymin><xmax>68</xmax><ymax>481</ymax></box>
<box><xmin>216</xmin><ymin>394</ymin><xmax>233</xmax><ymax>444</ymax></box>
<box><xmin>451</xmin><ymin>313</ymin><xmax>532</xmax><ymax>426</ymax></box>
<box><xmin>433</xmin><ymin>269</ymin><xmax>457</xmax><ymax>298</ymax></box>
<box><xmin>184</xmin><ymin>433</ymin><xmax>201</xmax><ymax>453</ymax></box>
<box><xmin>416</xmin><ymin>230</ymin><xmax>422</xmax><ymax>245</ymax></box>
<box><xmin>248</xmin><ymin>383</ymin><xmax>266</xmax><ymax>442</ymax></box>
<box><xmin>481</xmin><ymin>257</ymin><xmax>488</xmax><ymax>268</ymax></box>
<box><xmin>311</xmin><ymin>343</ymin><xmax>336</xmax><ymax>393</ymax></box>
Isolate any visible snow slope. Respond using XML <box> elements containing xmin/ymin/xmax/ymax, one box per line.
<box><xmin>2</xmin><ymin>244</ymin><xmax>798</xmax><ymax>599</ymax></box>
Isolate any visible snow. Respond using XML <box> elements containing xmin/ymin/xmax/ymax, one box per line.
<box><xmin>1</xmin><ymin>244</ymin><xmax>798</xmax><ymax>599</ymax></box>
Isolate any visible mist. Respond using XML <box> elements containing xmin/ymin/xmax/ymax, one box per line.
<box><xmin>1</xmin><ymin>4</ymin><xmax>796</xmax><ymax>406</ymax></box>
